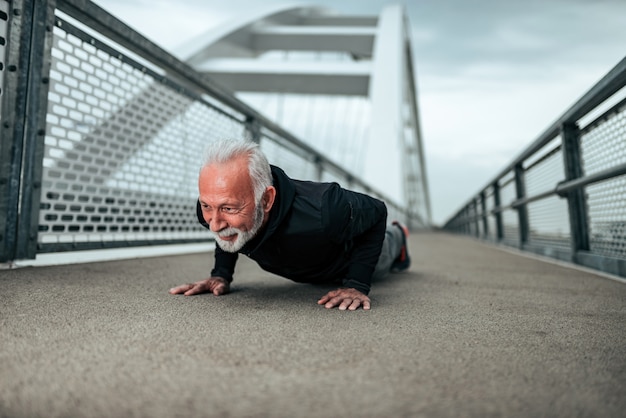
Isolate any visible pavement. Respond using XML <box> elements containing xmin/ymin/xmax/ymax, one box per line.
<box><xmin>1</xmin><ymin>232</ymin><xmax>625</xmax><ymax>418</ymax></box>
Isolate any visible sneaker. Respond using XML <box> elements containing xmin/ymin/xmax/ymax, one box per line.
<box><xmin>390</xmin><ymin>221</ymin><xmax>411</xmax><ymax>272</ymax></box>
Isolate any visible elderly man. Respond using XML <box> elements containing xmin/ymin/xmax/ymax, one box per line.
<box><xmin>169</xmin><ymin>139</ymin><xmax>410</xmax><ymax>311</ymax></box>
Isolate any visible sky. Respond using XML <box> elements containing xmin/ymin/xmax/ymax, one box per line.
<box><xmin>92</xmin><ymin>0</ymin><xmax>626</xmax><ymax>225</ymax></box>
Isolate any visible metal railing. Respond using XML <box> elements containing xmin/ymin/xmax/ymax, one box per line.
<box><xmin>0</xmin><ymin>0</ymin><xmax>416</xmax><ymax>262</ymax></box>
<box><xmin>443</xmin><ymin>56</ymin><xmax>626</xmax><ymax>278</ymax></box>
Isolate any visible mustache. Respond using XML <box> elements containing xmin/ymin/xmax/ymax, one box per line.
<box><xmin>211</xmin><ymin>227</ymin><xmax>240</xmax><ymax>238</ymax></box>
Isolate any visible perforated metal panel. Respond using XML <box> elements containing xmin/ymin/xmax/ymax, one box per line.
<box><xmin>587</xmin><ymin>178</ymin><xmax>626</xmax><ymax>258</ymax></box>
<box><xmin>582</xmin><ymin>101</ymin><xmax>626</xmax><ymax>258</ymax></box>
<box><xmin>499</xmin><ymin>173</ymin><xmax>516</xmax><ymax>205</ymax></box>
<box><xmin>524</xmin><ymin>139</ymin><xmax>564</xmax><ymax>197</ymax></box>
<box><xmin>581</xmin><ymin>104</ymin><xmax>626</xmax><ymax>176</ymax></box>
<box><xmin>527</xmin><ymin>196</ymin><xmax>571</xmax><ymax>249</ymax></box>
<box><xmin>39</xmin><ymin>19</ymin><xmax>247</xmax><ymax>249</ymax></box>
<box><xmin>522</xmin><ymin>139</ymin><xmax>571</xmax><ymax>248</ymax></box>
<box><xmin>500</xmin><ymin>209</ymin><xmax>518</xmax><ymax>245</ymax></box>
<box><xmin>468</xmin><ymin>200</ymin><xmax>479</xmax><ymax>237</ymax></box>
<box><xmin>498</xmin><ymin>174</ymin><xmax>518</xmax><ymax>245</ymax></box>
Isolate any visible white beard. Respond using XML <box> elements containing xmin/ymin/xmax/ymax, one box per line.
<box><xmin>212</xmin><ymin>202</ymin><xmax>265</xmax><ymax>253</ymax></box>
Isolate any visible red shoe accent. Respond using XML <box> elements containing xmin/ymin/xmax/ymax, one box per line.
<box><xmin>391</xmin><ymin>221</ymin><xmax>411</xmax><ymax>272</ymax></box>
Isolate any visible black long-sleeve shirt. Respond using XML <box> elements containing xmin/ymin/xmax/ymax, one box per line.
<box><xmin>196</xmin><ymin>165</ymin><xmax>387</xmax><ymax>295</ymax></box>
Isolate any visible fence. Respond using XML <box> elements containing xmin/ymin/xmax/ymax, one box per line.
<box><xmin>443</xmin><ymin>56</ymin><xmax>626</xmax><ymax>278</ymax></box>
<box><xmin>0</xmin><ymin>0</ymin><xmax>414</xmax><ymax>263</ymax></box>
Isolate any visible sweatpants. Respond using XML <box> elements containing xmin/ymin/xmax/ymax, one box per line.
<box><xmin>371</xmin><ymin>223</ymin><xmax>406</xmax><ymax>280</ymax></box>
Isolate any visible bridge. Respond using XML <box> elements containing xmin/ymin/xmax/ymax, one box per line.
<box><xmin>1</xmin><ymin>1</ymin><xmax>625</xmax><ymax>417</ymax></box>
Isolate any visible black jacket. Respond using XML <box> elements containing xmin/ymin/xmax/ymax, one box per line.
<box><xmin>196</xmin><ymin>165</ymin><xmax>387</xmax><ymax>295</ymax></box>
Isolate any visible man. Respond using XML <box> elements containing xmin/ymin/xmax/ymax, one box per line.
<box><xmin>169</xmin><ymin>139</ymin><xmax>411</xmax><ymax>311</ymax></box>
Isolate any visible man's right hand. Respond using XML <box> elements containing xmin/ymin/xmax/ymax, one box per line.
<box><xmin>169</xmin><ymin>277</ymin><xmax>230</xmax><ymax>296</ymax></box>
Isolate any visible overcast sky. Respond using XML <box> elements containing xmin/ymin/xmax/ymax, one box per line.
<box><xmin>92</xmin><ymin>0</ymin><xmax>626</xmax><ymax>225</ymax></box>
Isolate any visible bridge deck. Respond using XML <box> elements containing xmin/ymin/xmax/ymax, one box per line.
<box><xmin>1</xmin><ymin>232</ymin><xmax>625</xmax><ymax>417</ymax></box>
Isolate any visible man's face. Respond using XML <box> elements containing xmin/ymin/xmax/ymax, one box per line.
<box><xmin>198</xmin><ymin>156</ymin><xmax>270</xmax><ymax>252</ymax></box>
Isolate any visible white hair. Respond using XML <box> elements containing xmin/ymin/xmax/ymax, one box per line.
<box><xmin>201</xmin><ymin>139</ymin><xmax>273</xmax><ymax>202</ymax></box>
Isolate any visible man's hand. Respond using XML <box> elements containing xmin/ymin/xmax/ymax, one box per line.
<box><xmin>317</xmin><ymin>288</ymin><xmax>371</xmax><ymax>311</ymax></box>
<box><xmin>169</xmin><ymin>277</ymin><xmax>230</xmax><ymax>296</ymax></box>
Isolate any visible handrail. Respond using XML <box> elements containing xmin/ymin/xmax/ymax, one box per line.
<box><xmin>555</xmin><ymin>162</ymin><xmax>626</xmax><ymax>196</ymax></box>
<box><xmin>449</xmin><ymin>162</ymin><xmax>626</xmax><ymax>224</ymax></box>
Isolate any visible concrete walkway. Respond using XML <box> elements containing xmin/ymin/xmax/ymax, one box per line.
<box><xmin>1</xmin><ymin>232</ymin><xmax>625</xmax><ymax>418</ymax></box>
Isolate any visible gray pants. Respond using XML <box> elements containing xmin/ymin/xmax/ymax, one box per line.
<box><xmin>372</xmin><ymin>224</ymin><xmax>405</xmax><ymax>281</ymax></box>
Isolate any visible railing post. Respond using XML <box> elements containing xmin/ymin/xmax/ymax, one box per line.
<box><xmin>0</xmin><ymin>0</ymin><xmax>55</xmax><ymax>262</ymax></box>
<box><xmin>0</xmin><ymin>0</ymin><xmax>23</xmax><ymax>262</ymax></box>
<box><xmin>514</xmin><ymin>164</ymin><xmax>529</xmax><ymax>248</ymax></box>
<box><xmin>458</xmin><ymin>208</ymin><xmax>465</xmax><ymax>235</ymax></box>
<box><xmin>472</xmin><ymin>198</ymin><xmax>480</xmax><ymax>238</ymax></box>
<box><xmin>561</xmin><ymin>122</ymin><xmax>590</xmax><ymax>260</ymax></box>
<box><xmin>493</xmin><ymin>182</ymin><xmax>504</xmax><ymax>242</ymax></box>
<box><xmin>480</xmin><ymin>191</ymin><xmax>488</xmax><ymax>238</ymax></box>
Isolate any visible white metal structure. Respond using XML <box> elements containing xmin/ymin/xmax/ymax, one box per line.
<box><xmin>177</xmin><ymin>3</ymin><xmax>431</xmax><ymax>226</ymax></box>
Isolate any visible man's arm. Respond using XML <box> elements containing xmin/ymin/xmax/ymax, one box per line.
<box><xmin>319</xmin><ymin>185</ymin><xmax>387</xmax><ymax>310</ymax></box>
<box><xmin>169</xmin><ymin>244</ymin><xmax>238</xmax><ymax>296</ymax></box>
<box><xmin>341</xmin><ymin>205</ymin><xmax>387</xmax><ymax>294</ymax></box>
<box><xmin>210</xmin><ymin>245</ymin><xmax>238</xmax><ymax>283</ymax></box>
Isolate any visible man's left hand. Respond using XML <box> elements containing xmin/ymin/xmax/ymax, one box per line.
<box><xmin>317</xmin><ymin>288</ymin><xmax>370</xmax><ymax>311</ymax></box>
